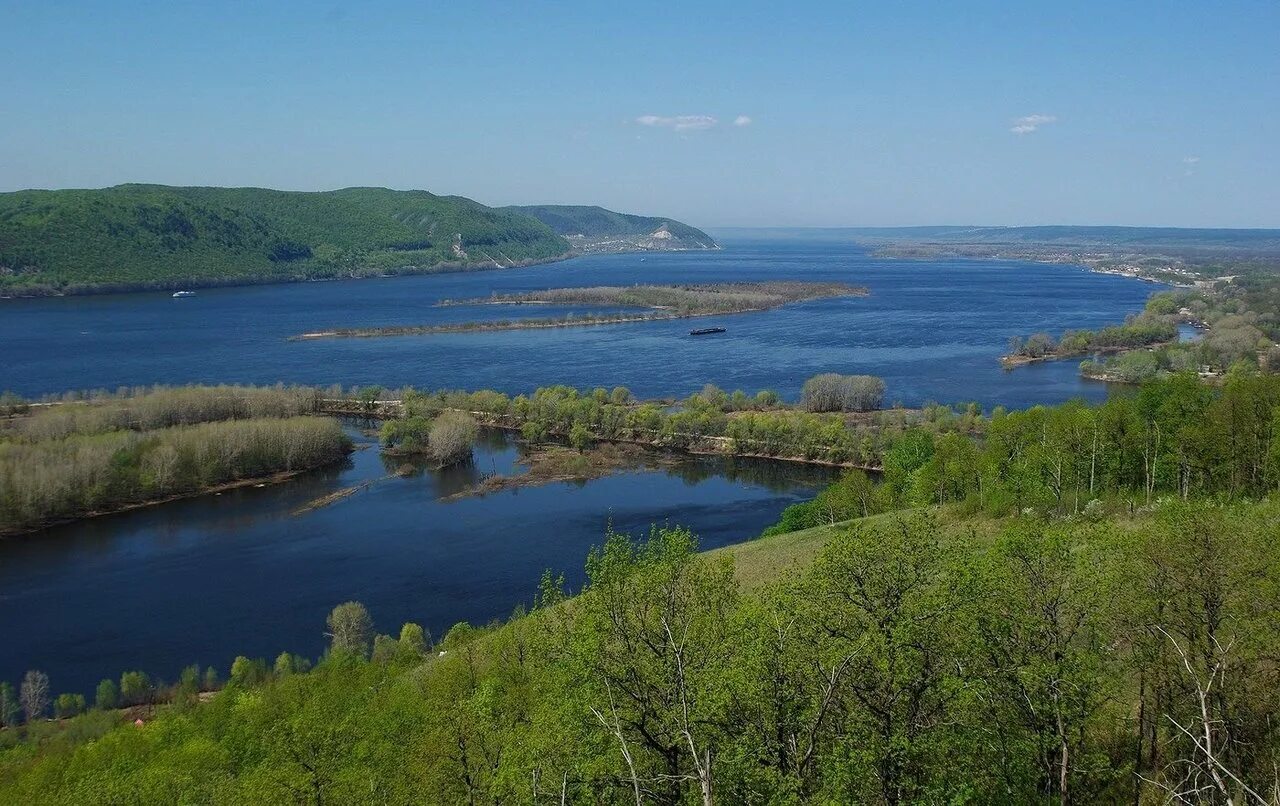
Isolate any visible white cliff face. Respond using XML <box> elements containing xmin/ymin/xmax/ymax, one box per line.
<box><xmin>504</xmin><ymin>206</ymin><xmax>719</xmax><ymax>254</ymax></box>
<box><xmin>560</xmin><ymin>225</ymin><xmax>719</xmax><ymax>254</ymax></box>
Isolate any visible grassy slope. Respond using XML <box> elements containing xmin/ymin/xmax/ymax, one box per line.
<box><xmin>0</xmin><ymin>185</ymin><xmax>570</xmax><ymax>294</ymax></box>
<box><xmin>713</xmin><ymin>506</ymin><xmax>1011</xmax><ymax>590</ymax></box>
<box><xmin>506</xmin><ymin>204</ymin><xmax>718</xmax><ymax>247</ymax></box>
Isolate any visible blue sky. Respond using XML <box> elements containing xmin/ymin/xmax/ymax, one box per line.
<box><xmin>2</xmin><ymin>1</ymin><xmax>1277</xmax><ymax>227</ymax></box>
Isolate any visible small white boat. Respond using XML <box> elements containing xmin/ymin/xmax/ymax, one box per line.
<box><xmin>172</xmin><ymin>290</ymin><xmax>196</xmax><ymax>298</ymax></box>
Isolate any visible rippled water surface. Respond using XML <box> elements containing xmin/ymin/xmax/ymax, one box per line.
<box><xmin>1</xmin><ymin>237</ymin><xmax>1162</xmax><ymax>407</ymax></box>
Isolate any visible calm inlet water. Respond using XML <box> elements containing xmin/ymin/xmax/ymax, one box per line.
<box><xmin>0</xmin><ymin>427</ymin><xmax>834</xmax><ymax>695</ymax></box>
<box><xmin>0</xmin><ymin>237</ymin><xmax>1164</xmax><ymax>694</ymax></box>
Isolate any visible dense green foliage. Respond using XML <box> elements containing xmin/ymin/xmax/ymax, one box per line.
<box><xmin>0</xmin><ymin>185</ymin><xmax>570</xmax><ymax>295</ymax></box>
<box><xmin>2</xmin><ymin>501</ymin><xmax>1278</xmax><ymax>803</ymax></box>
<box><xmin>1007</xmin><ymin>312</ymin><xmax>1177</xmax><ymax>360</ymax></box>
<box><xmin>767</xmin><ymin>372</ymin><xmax>1280</xmax><ymax>536</ymax></box>
<box><xmin>4</xmin><ymin>376</ymin><xmax>1280</xmax><ymax>801</ymax></box>
<box><xmin>380</xmin><ymin>410</ymin><xmax>478</xmax><ymax>467</ymax></box>
<box><xmin>505</xmin><ymin>204</ymin><xmax>718</xmax><ymax>248</ymax></box>
<box><xmin>0</xmin><ymin>385</ymin><xmax>350</xmax><ymax>532</ymax></box>
<box><xmin>389</xmin><ymin>381</ymin><xmax>973</xmax><ymax>468</ymax></box>
<box><xmin>1082</xmin><ymin>285</ymin><xmax>1279</xmax><ymax>383</ymax></box>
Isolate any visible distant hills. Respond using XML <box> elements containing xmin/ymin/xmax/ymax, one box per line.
<box><xmin>716</xmin><ymin>225</ymin><xmax>1280</xmax><ymax>251</ymax></box>
<box><xmin>714</xmin><ymin>225</ymin><xmax>1280</xmax><ymax>281</ymax></box>
<box><xmin>0</xmin><ymin>186</ymin><xmax>714</xmax><ymax>296</ymax></box>
<box><xmin>507</xmin><ymin>205</ymin><xmax>719</xmax><ymax>253</ymax></box>
<box><xmin>843</xmin><ymin>225</ymin><xmax>1280</xmax><ymax>253</ymax></box>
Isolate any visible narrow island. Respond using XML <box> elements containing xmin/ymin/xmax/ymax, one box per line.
<box><xmin>290</xmin><ymin>281</ymin><xmax>867</xmax><ymax>339</ymax></box>
<box><xmin>0</xmin><ymin>386</ymin><xmax>352</xmax><ymax>535</ymax></box>
<box><xmin>998</xmin><ymin>308</ymin><xmax>1178</xmax><ymax>369</ymax></box>
<box><xmin>440</xmin><ymin>442</ymin><xmax>684</xmax><ymax>502</ymax></box>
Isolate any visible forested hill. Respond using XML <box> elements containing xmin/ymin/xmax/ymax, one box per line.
<box><xmin>506</xmin><ymin>204</ymin><xmax>719</xmax><ymax>252</ymax></box>
<box><xmin>0</xmin><ymin>185</ymin><xmax>572</xmax><ymax>296</ymax></box>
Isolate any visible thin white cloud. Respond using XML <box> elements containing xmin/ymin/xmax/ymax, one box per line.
<box><xmin>634</xmin><ymin>114</ymin><xmax>718</xmax><ymax>131</ymax></box>
<box><xmin>1010</xmin><ymin>114</ymin><xmax>1057</xmax><ymax>135</ymax></box>
<box><xmin>733</xmin><ymin>115</ymin><xmax>752</xmax><ymax>127</ymax></box>
<box><xmin>1183</xmin><ymin>155</ymin><xmax>1200</xmax><ymax>176</ymax></box>
<box><xmin>1183</xmin><ymin>155</ymin><xmax>1200</xmax><ymax>165</ymax></box>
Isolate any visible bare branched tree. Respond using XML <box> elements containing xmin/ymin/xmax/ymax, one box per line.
<box><xmin>1139</xmin><ymin>628</ymin><xmax>1275</xmax><ymax>805</ymax></box>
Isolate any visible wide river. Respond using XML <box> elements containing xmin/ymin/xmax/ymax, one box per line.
<box><xmin>0</xmin><ymin>236</ymin><xmax>1163</xmax><ymax>694</ymax></box>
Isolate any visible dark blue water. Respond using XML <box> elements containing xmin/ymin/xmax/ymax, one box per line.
<box><xmin>0</xmin><ymin>237</ymin><xmax>1164</xmax><ymax>696</ymax></box>
<box><xmin>0</xmin><ymin>238</ymin><xmax>1161</xmax><ymax>408</ymax></box>
<box><xmin>0</xmin><ymin>426</ymin><xmax>833</xmax><ymax>695</ymax></box>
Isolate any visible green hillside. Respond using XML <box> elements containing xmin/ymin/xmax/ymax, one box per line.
<box><xmin>0</xmin><ymin>185</ymin><xmax>571</xmax><ymax>295</ymax></box>
<box><xmin>506</xmin><ymin>204</ymin><xmax>718</xmax><ymax>250</ymax></box>
<box><xmin>3</xmin><ymin>499</ymin><xmax>1278</xmax><ymax>804</ymax></box>
<box><xmin>6</xmin><ymin>373</ymin><xmax>1280</xmax><ymax>801</ymax></box>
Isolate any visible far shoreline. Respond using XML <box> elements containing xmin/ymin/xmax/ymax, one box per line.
<box><xmin>0</xmin><ymin>244</ymin><xmax>726</xmax><ymax>302</ymax></box>
<box><xmin>0</xmin><ymin>252</ymin><xmax>575</xmax><ymax>301</ymax></box>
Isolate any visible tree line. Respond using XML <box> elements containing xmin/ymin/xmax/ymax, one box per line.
<box><xmin>376</xmin><ymin>378</ymin><xmax>964</xmax><ymax>470</ymax></box>
<box><xmin>0</xmin><ymin>601</ymin><xmax>427</xmax><ymax>733</ymax></box>
<box><xmin>4</xmin><ymin>384</ymin><xmax>324</xmax><ymax>442</ymax></box>
<box><xmin>766</xmin><ymin>371</ymin><xmax>1280</xmax><ymax>534</ymax></box>
<box><xmin>1006</xmin><ymin>310</ymin><xmax>1177</xmax><ymax>360</ymax></box>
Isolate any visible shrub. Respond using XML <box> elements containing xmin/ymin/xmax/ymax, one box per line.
<box><xmin>570</xmin><ymin>423</ymin><xmax>593</xmax><ymax>452</ymax></box>
<box><xmin>54</xmin><ymin>693</ymin><xmax>86</xmax><ymax>719</ymax></box>
<box><xmin>118</xmin><ymin>671</ymin><xmax>153</xmax><ymax>706</ymax></box>
<box><xmin>398</xmin><ymin>623</ymin><xmax>429</xmax><ymax>660</ymax></box>
<box><xmin>371</xmin><ymin>635</ymin><xmax>400</xmax><ymax>665</ymax></box>
<box><xmin>429</xmin><ymin>412</ymin><xmax>478</xmax><ymax>466</ymax></box>
<box><xmin>94</xmin><ymin>679</ymin><xmax>118</xmax><ymax>710</ymax></box>
<box><xmin>800</xmin><ymin>374</ymin><xmax>886</xmax><ymax>412</ymax></box>
<box><xmin>229</xmin><ymin>657</ymin><xmax>269</xmax><ymax>688</ymax></box>
<box><xmin>327</xmin><ymin>601</ymin><xmax>374</xmax><ymax>658</ymax></box>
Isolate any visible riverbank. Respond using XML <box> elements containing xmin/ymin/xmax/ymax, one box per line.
<box><xmin>0</xmin><ymin>468</ymin><xmax>315</xmax><ymax>537</ymax></box>
<box><xmin>863</xmin><ymin>241</ymin><xmax>1204</xmax><ymax>285</ymax></box>
<box><xmin>440</xmin><ymin>443</ymin><xmax>683</xmax><ymax>501</ymax></box>
<box><xmin>0</xmin><ymin>252</ymin><xmax>582</xmax><ymax>300</ymax></box>
<box><xmin>436</xmin><ymin>438</ymin><xmax>858</xmax><ymax>504</ymax></box>
<box><xmin>322</xmin><ymin>397</ymin><xmax>891</xmax><ymax>472</ymax></box>
<box><xmin>0</xmin><ymin>238</ymin><xmax>755</xmax><ymax>300</ymax></box>
<box><xmin>999</xmin><ymin>341</ymin><xmax>1175</xmax><ymax>369</ymax></box>
<box><xmin>0</xmin><ymin>394</ymin><xmax>354</xmax><ymax>534</ymax></box>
